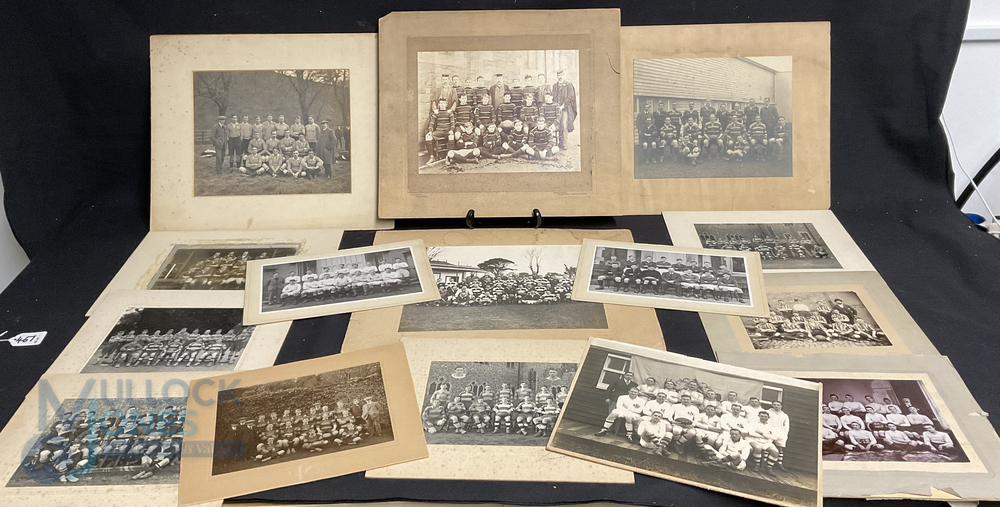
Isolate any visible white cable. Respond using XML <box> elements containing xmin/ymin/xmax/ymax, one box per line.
<box><xmin>940</xmin><ymin>115</ymin><xmax>999</xmax><ymax>226</ymax></box>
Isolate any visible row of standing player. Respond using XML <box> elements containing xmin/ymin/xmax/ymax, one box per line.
<box><xmin>423</xmin><ymin>383</ymin><xmax>569</xmax><ymax>437</ymax></box>
<box><xmin>209</xmin><ymin>114</ymin><xmax>349</xmax><ymax>176</ymax></box>
<box><xmin>427</xmin><ymin>274</ymin><xmax>574</xmax><ymax>306</ymax></box>
<box><xmin>94</xmin><ymin>327</ymin><xmax>250</xmax><ymax>368</ymax></box>
<box><xmin>637</xmin><ymin>113</ymin><xmax>788</xmax><ymax>166</ymax></box>
<box><xmin>595</xmin><ymin>256</ymin><xmax>746</xmax><ymax>301</ymax></box>
<box><xmin>821</xmin><ymin>401</ymin><xmax>958</xmax><ymax>457</ymax></box>
<box><xmin>267</xmin><ymin>259</ymin><xmax>413</xmax><ymax>304</ymax></box>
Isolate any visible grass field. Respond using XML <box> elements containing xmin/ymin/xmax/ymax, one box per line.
<box><xmin>419</xmin><ymin>129</ymin><xmax>580</xmax><ymax>174</ymax></box>
<box><xmin>194</xmin><ymin>146</ymin><xmax>350</xmax><ymax>196</ymax></box>
<box><xmin>633</xmin><ymin>144</ymin><xmax>793</xmax><ymax>179</ymax></box>
<box><xmin>425</xmin><ymin>427</ymin><xmax>546</xmax><ymax>447</ymax></box>
<box><xmin>398</xmin><ymin>300</ymin><xmax>608</xmax><ymax>332</ymax></box>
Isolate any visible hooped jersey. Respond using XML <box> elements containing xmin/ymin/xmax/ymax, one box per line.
<box><xmin>541</xmin><ymin>103</ymin><xmax>560</xmax><ymax>123</ymax></box>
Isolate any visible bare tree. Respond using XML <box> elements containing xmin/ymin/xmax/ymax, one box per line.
<box><xmin>193</xmin><ymin>72</ymin><xmax>234</xmax><ymax>117</ymax></box>
<box><xmin>426</xmin><ymin>247</ymin><xmax>444</xmax><ymax>262</ymax></box>
<box><xmin>525</xmin><ymin>248</ymin><xmax>543</xmax><ymax>276</ymax></box>
<box><xmin>277</xmin><ymin>70</ymin><xmax>350</xmax><ymax>124</ymax></box>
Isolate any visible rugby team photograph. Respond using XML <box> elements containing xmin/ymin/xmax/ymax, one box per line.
<box><xmin>194</xmin><ymin>69</ymin><xmax>351</xmax><ymax>196</ymax></box>
<box><xmin>416</xmin><ymin>50</ymin><xmax>580</xmax><ymax>174</ymax></box>
<box><xmin>694</xmin><ymin>223</ymin><xmax>840</xmax><ymax>270</ymax></box>
<box><xmin>742</xmin><ymin>291</ymin><xmax>893</xmax><ymax>350</ymax></box>
<box><xmin>632</xmin><ymin>56</ymin><xmax>793</xmax><ymax>179</ymax></box>
<box><xmin>211</xmin><ymin>362</ymin><xmax>391</xmax><ymax>474</ymax></box>
<box><xmin>148</xmin><ymin>244</ymin><xmax>299</xmax><ymax>291</ymax></box>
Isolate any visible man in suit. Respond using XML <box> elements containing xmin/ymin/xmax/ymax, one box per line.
<box><xmin>831</xmin><ymin>298</ymin><xmax>858</xmax><ymax>324</ymax></box>
<box><xmin>335</xmin><ymin>125</ymin><xmax>345</xmax><ymax>150</ymax></box>
<box><xmin>488</xmin><ymin>73</ymin><xmax>509</xmax><ymax>113</ymax></box>
<box><xmin>605</xmin><ymin>371</ymin><xmax>638</xmax><ymax>413</ymax></box>
<box><xmin>551</xmin><ymin>70</ymin><xmax>578</xmax><ymax>150</ymax></box>
<box><xmin>316</xmin><ymin>119</ymin><xmax>336</xmax><ymax>178</ymax></box>
<box><xmin>535</xmin><ymin>73</ymin><xmax>551</xmax><ymax>107</ymax></box>
<box><xmin>211</xmin><ymin>115</ymin><xmax>228</xmax><ymax>174</ymax></box>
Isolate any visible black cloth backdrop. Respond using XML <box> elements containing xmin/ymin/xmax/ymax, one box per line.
<box><xmin>2</xmin><ymin>1</ymin><xmax>999</xmax><ymax>506</ymax></box>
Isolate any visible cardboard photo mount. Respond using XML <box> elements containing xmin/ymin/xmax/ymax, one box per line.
<box><xmin>718</xmin><ymin>353</ymin><xmax>1000</xmax><ymax>501</ymax></box>
<box><xmin>663</xmin><ymin>210</ymin><xmax>875</xmax><ymax>273</ymax></box>
<box><xmin>0</xmin><ymin>374</ymin><xmax>219</xmax><ymax>507</ymax></box>
<box><xmin>700</xmin><ymin>271</ymin><xmax>940</xmax><ymax>358</ymax></box>
<box><xmin>572</xmin><ymin>239</ymin><xmax>769</xmax><ymax>318</ymax></box>
<box><xmin>621</xmin><ymin>22</ymin><xmax>831</xmax><ymax>213</ymax></box>
<box><xmin>85</xmin><ymin>229</ymin><xmax>345</xmax><ymax>316</ymax></box>
<box><xmin>377</xmin><ymin>9</ymin><xmax>622</xmax><ymax>218</ymax></box>
<box><xmin>547</xmin><ymin>338</ymin><xmax>823</xmax><ymax>507</ymax></box>
<box><xmin>149</xmin><ymin>33</ymin><xmax>391</xmax><ymax>231</ymax></box>
<box><xmin>342</xmin><ymin>229</ymin><xmax>665</xmax><ymax>353</ymax></box>
<box><xmin>366</xmin><ymin>337</ymin><xmax>635</xmax><ymax>483</ymax></box>
<box><xmin>48</xmin><ymin>291</ymin><xmax>290</xmax><ymax>377</ymax></box>
<box><xmin>243</xmin><ymin>239</ymin><xmax>439</xmax><ymax>325</ymax></box>
<box><xmin>177</xmin><ymin>343</ymin><xmax>427</xmax><ymax>506</ymax></box>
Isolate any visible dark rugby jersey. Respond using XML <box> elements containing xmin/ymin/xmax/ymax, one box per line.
<box><xmin>474</xmin><ymin>104</ymin><xmax>496</xmax><ymax>126</ymax></box>
<box><xmin>480</xmin><ymin>131</ymin><xmax>503</xmax><ymax>151</ymax></box>
<box><xmin>541</xmin><ymin>103</ymin><xmax>560</xmax><ymax>123</ymax></box>
<box><xmin>519</xmin><ymin>105</ymin><xmax>539</xmax><ymax>125</ymax></box>
<box><xmin>682</xmin><ymin>110</ymin><xmax>700</xmax><ymax>125</ymax></box>
<box><xmin>667</xmin><ymin>110</ymin><xmax>683</xmax><ymax>127</ymax></box>
<box><xmin>682</xmin><ymin>123</ymin><xmax>702</xmax><ymax>138</ymax></box>
<box><xmin>704</xmin><ymin>121</ymin><xmax>722</xmax><ymax>137</ymax></box>
<box><xmin>748</xmin><ymin>122</ymin><xmax>767</xmax><ymax>139</ymax></box>
<box><xmin>454</xmin><ymin>104</ymin><xmax>474</xmax><ymax>125</ymax></box>
<box><xmin>498</xmin><ymin>103</ymin><xmax>518</xmax><ymax>122</ymax></box>
<box><xmin>726</xmin><ymin>122</ymin><xmax>745</xmax><ymax>139</ymax></box>
<box><xmin>505</xmin><ymin>130</ymin><xmax>528</xmax><ymax>150</ymax></box>
<box><xmin>660</xmin><ymin>124</ymin><xmax>678</xmax><ymax>140</ymax></box>
<box><xmin>529</xmin><ymin>127</ymin><xmax>553</xmax><ymax>148</ymax></box>
<box><xmin>509</xmin><ymin>86</ymin><xmax>524</xmax><ymax>107</ymax></box>
<box><xmin>653</xmin><ymin>110</ymin><xmax>668</xmax><ymax>128</ymax></box>
<box><xmin>429</xmin><ymin>109</ymin><xmax>456</xmax><ymax>135</ymax></box>
<box><xmin>744</xmin><ymin>106</ymin><xmax>760</xmax><ymax>121</ymax></box>
<box><xmin>774</xmin><ymin>125</ymin><xmax>788</xmax><ymax>139</ymax></box>
<box><xmin>473</xmin><ymin>86</ymin><xmax>490</xmax><ymax>105</ymax></box>
<box><xmin>638</xmin><ymin>124</ymin><xmax>658</xmax><ymax>143</ymax></box>
<box><xmin>521</xmin><ymin>85</ymin><xmax>536</xmax><ymax>103</ymax></box>
<box><xmin>700</xmin><ymin>107</ymin><xmax>716</xmax><ymax>123</ymax></box>
<box><xmin>455</xmin><ymin>131</ymin><xmax>478</xmax><ymax>149</ymax></box>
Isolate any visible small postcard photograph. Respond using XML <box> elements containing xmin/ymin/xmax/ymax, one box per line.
<box><xmin>741</xmin><ymin>290</ymin><xmax>892</xmax><ymax>351</ymax></box>
<box><xmin>242</xmin><ymin>240</ymin><xmax>439</xmax><ymax>325</ymax></box>
<box><xmin>572</xmin><ymin>239</ymin><xmax>768</xmax><ymax>317</ymax></box>
<box><xmin>547</xmin><ymin>338</ymin><xmax>822</xmax><ymax>507</ymax></box>
<box><xmin>632</xmin><ymin>56</ymin><xmax>792</xmax><ymax>180</ymax></box>
<box><xmin>418</xmin><ymin>50</ymin><xmax>580</xmax><ymax>174</ymax></box>
<box><xmin>341</xmin><ymin>229</ymin><xmax>665</xmax><ymax>353</ymax></box>
<box><xmin>178</xmin><ymin>343</ymin><xmax>426</xmax><ymax>506</ymax></box>
<box><xmin>663</xmin><ymin>211</ymin><xmax>876</xmax><ymax>273</ymax></box>
<box><xmin>45</xmin><ymin>291</ymin><xmax>289</xmax><ymax>377</ymax></box>
<box><xmin>367</xmin><ymin>338</ymin><xmax>634</xmax><ymax>483</ymax></box>
<box><xmin>0</xmin><ymin>375</ymin><xmax>199</xmax><ymax>507</ymax></box>
<box><xmin>147</xmin><ymin>244</ymin><xmax>300</xmax><ymax>291</ymax></box>
<box><xmin>401</xmin><ymin>244</ymin><xmax>606</xmax><ymax>332</ymax></box>
<box><xmin>194</xmin><ymin>69</ymin><xmax>351</xmax><ymax>196</ymax></box>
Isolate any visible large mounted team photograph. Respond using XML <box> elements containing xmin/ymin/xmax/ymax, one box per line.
<box><xmin>147</xmin><ymin>244</ymin><xmax>300</xmax><ymax>291</ymax></box>
<box><xmin>572</xmin><ymin>239</ymin><xmax>769</xmax><ymax>317</ymax></box>
<box><xmin>632</xmin><ymin>56</ymin><xmax>792</xmax><ymax>180</ymax></box>
<box><xmin>547</xmin><ymin>338</ymin><xmax>822</xmax><ymax>507</ymax></box>
<box><xmin>417</xmin><ymin>50</ymin><xmax>580</xmax><ymax>174</ymax></box>
<box><xmin>242</xmin><ymin>240</ymin><xmax>439</xmax><ymax>325</ymax></box>
<box><xmin>194</xmin><ymin>69</ymin><xmax>351</xmax><ymax>196</ymax></box>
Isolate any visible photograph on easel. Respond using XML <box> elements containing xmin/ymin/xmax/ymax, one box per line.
<box><xmin>417</xmin><ymin>50</ymin><xmax>580</xmax><ymax>174</ymax></box>
<box><xmin>632</xmin><ymin>56</ymin><xmax>792</xmax><ymax>179</ymax></box>
<box><xmin>194</xmin><ymin>69</ymin><xmax>351</xmax><ymax>195</ymax></box>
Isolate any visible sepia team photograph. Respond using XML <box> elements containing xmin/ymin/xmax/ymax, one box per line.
<box><xmin>417</xmin><ymin>50</ymin><xmax>580</xmax><ymax>174</ymax></box>
<box><xmin>548</xmin><ymin>339</ymin><xmax>821</xmax><ymax>507</ymax></box>
<box><xmin>695</xmin><ymin>223</ymin><xmax>840</xmax><ymax>270</ymax></box>
<box><xmin>742</xmin><ymin>290</ymin><xmax>893</xmax><ymax>351</ymax></box>
<box><xmin>194</xmin><ymin>69</ymin><xmax>351</xmax><ymax>196</ymax></box>
<box><xmin>399</xmin><ymin>245</ymin><xmax>606</xmax><ymax>332</ymax></box>
<box><xmin>82</xmin><ymin>307</ymin><xmax>254</xmax><ymax>373</ymax></box>
<box><xmin>632</xmin><ymin>56</ymin><xmax>792</xmax><ymax>179</ymax></box>
<box><xmin>148</xmin><ymin>244</ymin><xmax>299</xmax><ymax>291</ymax></box>
<box><xmin>211</xmin><ymin>362</ymin><xmax>392</xmax><ymax>475</ymax></box>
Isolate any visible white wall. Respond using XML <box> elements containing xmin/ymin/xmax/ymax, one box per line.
<box><xmin>0</xmin><ymin>174</ymin><xmax>29</xmax><ymax>292</ymax></box>
<box><xmin>943</xmin><ymin>0</ymin><xmax>1000</xmax><ymax>220</ymax></box>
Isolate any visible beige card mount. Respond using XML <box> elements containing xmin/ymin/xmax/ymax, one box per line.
<box><xmin>150</xmin><ymin>33</ymin><xmax>391</xmax><ymax>231</ymax></box>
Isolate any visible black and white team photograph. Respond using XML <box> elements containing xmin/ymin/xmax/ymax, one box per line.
<box><xmin>420</xmin><ymin>361</ymin><xmax>576</xmax><ymax>445</ymax></box>
<box><xmin>417</xmin><ymin>50</ymin><xmax>580</xmax><ymax>174</ymax></box>
<box><xmin>549</xmin><ymin>340</ymin><xmax>821</xmax><ymax>507</ymax></box>
<box><xmin>586</xmin><ymin>246</ymin><xmax>752</xmax><ymax>307</ymax></box>
<box><xmin>695</xmin><ymin>223</ymin><xmax>840</xmax><ymax>270</ymax></box>
<box><xmin>812</xmin><ymin>378</ymin><xmax>969</xmax><ymax>464</ymax></box>
<box><xmin>632</xmin><ymin>56</ymin><xmax>792</xmax><ymax>179</ymax></box>
<box><xmin>194</xmin><ymin>69</ymin><xmax>351</xmax><ymax>196</ymax></box>
<box><xmin>259</xmin><ymin>247</ymin><xmax>420</xmax><ymax>313</ymax></box>
<box><xmin>148</xmin><ymin>244</ymin><xmax>299</xmax><ymax>291</ymax></box>
<box><xmin>8</xmin><ymin>397</ymin><xmax>187</xmax><ymax>486</ymax></box>
<box><xmin>742</xmin><ymin>291</ymin><xmax>892</xmax><ymax>350</ymax></box>
<box><xmin>399</xmin><ymin>245</ymin><xmax>605</xmax><ymax>332</ymax></box>
<box><xmin>82</xmin><ymin>308</ymin><xmax>254</xmax><ymax>373</ymax></box>
<box><xmin>211</xmin><ymin>362</ymin><xmax>391</xmax><ymax>475</ymax></box>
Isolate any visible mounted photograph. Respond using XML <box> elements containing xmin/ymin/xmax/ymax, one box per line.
<box><xmin>742</xmin><ymin>290</ymin><xmax>892</xmax><ymax>351</ymax></box>
<box><xmin>45</xmin><ymin>291</ymin><xmax>289</xmax><ymax>377</ymax></box>
<box><xmin>366</xmin><ymin>338</ymin><xmax>634</xmax><ymax>483</ymax></box>
<box><xmin>547</xmin><ymin>338</ymin><xmax>822</xmax><ymax>507</ymax></box>
<box><xmin>178</xmin><ymin>343</ymin><xmax>426</xmax><ymax>506</ymax></box>
<box><xmin>572</xmin><ymin>239</ymin><xmax>768</xmax><ymax>317</ymax></box>
<box><xmin>242</xmin><ymin>240</ymin><xmax>439</xmax><ymax>325</ymax></box>
<box><xmin>148</xmin><ymin>244</ymin><xmax>300</xmax><ymax>291</ymax></box>
<box><xmin>194</xmin><ymin>69</ymin><xmax>351</xmax><ymax>196</ymax></box>
<box><xmin>417</xmin><ymin>51</ymin><xmax>580</xmax><ymax>174</ymax></box>
<box><xmin>341</xmin><ymin>229</ymin><xmax>665</xmax><ymax>353</ymax></box>
<box><xmin>632</xmin><ymin>56</ymin><xmax>792</xmax><ymax>179</ymax></box>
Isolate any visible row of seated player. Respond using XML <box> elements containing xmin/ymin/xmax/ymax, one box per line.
<box><xmin>424</xmin><ymin>383</ymin><xmax>569</xmax><ymax>436</ymax></box>
<box><xmin>598</xmin><ymin>386</ymin><xmax>794</xmax><ymax>476</ymax></box>
<box><xmin>429</xmin><ymin>119</ymin><xmax>562</xmax><ymax>167</ymax></box>
<box><xmin>176</xmin><ymin>251</ymin><xmax>268</xmax><ymax>289</ymax></box>
<box><xmin>272</xmin><ymin>260</ymin><xmax>412</xmax><ymax>303</ymax></box>
<box><xmin>637</xmin><ymin>115</ymin><xmax>789</xmax><ymax>166</ymax></box>
<box><xmin>26</xmin><ymin>407</ymin><xmax>186</xmax><ymax>483</ymax></box>
<box><xmin>702</xmin><ymin>236</ymin><xmax>830</xmax><ymax>260</ymax></box>
<box><xmin>595</xmin><ymin>257</ymin><xmax>745</xmax><ymax>301</ymax></box>
<box><xmin>94</xmin><ymin>328</ymin><xmax>250</xmax><ymax>368</ymax></box>
<box><xmin>235</xmin><ymin>145</ymin><xmax>330</xmax><ymax>179</ymax></box>
<box><xmin>746</xmin><ymin>314</ymin><xmax>888</xmax><ymax>344</ymax></box>
<box><xmin>822</xmin><ymin>401</ymin><xmax>949</xmax><ymax>441</ymax></box>
<box><xmin>422</xmin><ymin>274</ymin><xmax>574</xmax><ymax>306</ymax></box>
<box><xmin>218</xmin><ymin>398</ymin><xmax>383</xmax><ymax>464</ymax></box>
<box><xmin>637</xmin><ymin>99</ymin><xmax>783</xmax><ymax>135</ymax></box>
